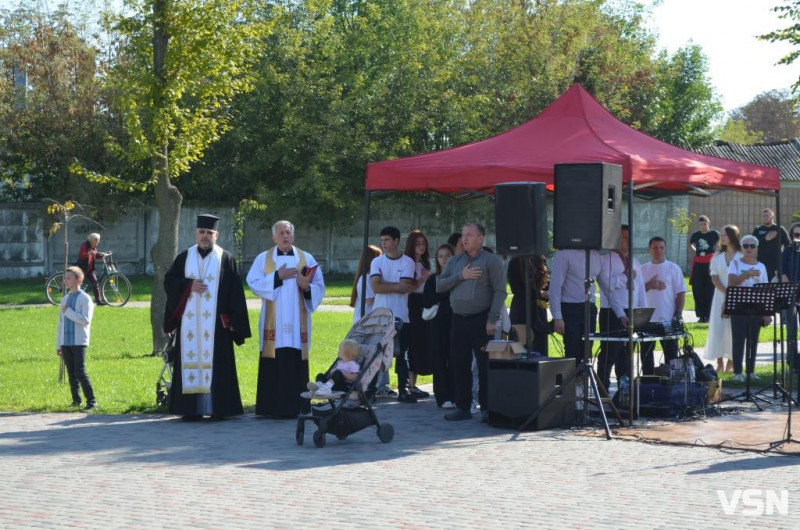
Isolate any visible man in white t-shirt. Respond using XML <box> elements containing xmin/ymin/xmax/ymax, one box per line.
<box><xmin>370</xmin><ymin>226</ymin><xmax>417</xmax><ymax>403</ymax></box>
<box><xmin>640</xmin><ymin>236</ymin><xmax>686</xmax><ymax>375</ymax></box>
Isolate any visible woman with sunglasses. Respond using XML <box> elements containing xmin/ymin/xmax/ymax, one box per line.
<box><xmin>727</xmin><ymin>234</ymin><xmax>772</xmax><ymax>382</ymax></box>
<box><xmin>703</xmin><ymin>225</ymin><xmax>742</xmax><ymax>373</ymax></box>
<box><xmin>780</xmin><ymin>222</ymin><xmax>800</xmax><ymax>369</ymax></box>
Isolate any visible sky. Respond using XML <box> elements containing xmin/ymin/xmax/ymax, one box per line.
<box><xmin>645</xmin><ymin>0</ymin><xmax>799</xmax><ymax>115</ymax></box>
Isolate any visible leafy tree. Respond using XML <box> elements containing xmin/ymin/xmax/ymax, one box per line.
<box><xmin>717</xmin><ymin>118</ymin><xmax>765</xmax><ymax>145</ymax></box>
<box><xmin>0</xmin><ymin>5</ymin><xmax>110</xmax><ymax>205</ymax></box>
<box><xmin>728</xmin><ymin>89</ymin><xmax>800</xmax><ymax>142</ymax></box>
<box><xmin>760</xmin><ymin>0</ymin><xmax>800</xmax><ymax>92</ymax></box>
<box><xmin>83</xmin><ymin>0</ymin><xmax>263</xmax><ymax>352</ymax></box>
<box><xmin>644</xmin><ymin>45</ymin><xmax>722</xmax><ymax>149</ymax></box>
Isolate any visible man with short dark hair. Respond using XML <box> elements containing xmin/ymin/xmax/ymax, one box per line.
<box><xmin>437</xmin><ymin>222</ymin><xmax>507</xmax><ymax>421</ymax></box>
<box><xmin>689</xmin><ymin>215</ymin><xmax>719</xmax><ymax>323</ymax></box>
<box><xmin>640</xmin><ymin>236</ymin><xmax>686</xmax><ymax>375</ymax></box>
<box><xmin>164</xmin><ymin>214</ymin><xmax>252</xmax><ymax>420</ymax></box>
<box><xmin>370</xmin><ymin>226</ymin><xmax>417</xmax><ymax>403</ymax></box>
<box><xmin>753</xmin><ymin>208</ymin><xmax>790</xmax><ymax>282</ymax></box>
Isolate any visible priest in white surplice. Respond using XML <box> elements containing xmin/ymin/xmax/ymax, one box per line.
<box><xmin>247</xmin><ymin>220</ymin><xmax>325</xmax><ymax>418</ymax></box>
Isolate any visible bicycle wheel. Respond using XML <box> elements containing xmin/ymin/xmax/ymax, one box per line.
<box><xmin>45</xmin><ymin>272</ymin><xmax>65</xmax><ymax>305</ymax></box>
<box><xmin>101</xmin><ymin>273</ymin><xmax>131</xmax><ymax>307</ymax></box>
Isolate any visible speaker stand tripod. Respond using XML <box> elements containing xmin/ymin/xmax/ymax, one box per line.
<box><xmin>768</xmin><ymin>283</ymin><xmax>800</xmax><ymax>451</ymax></box>
<box><xmin>518</xmin><ymin>250</ymin><xmax>623</xmax><ymax>438</ymax></box>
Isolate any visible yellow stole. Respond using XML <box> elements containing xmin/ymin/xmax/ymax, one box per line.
<box><xmin>262</xmin><ymin>246</ymin><xmax>310</xmax><ymax>359</ymax></box>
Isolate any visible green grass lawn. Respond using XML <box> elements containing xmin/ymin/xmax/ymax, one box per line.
<box><xmin>0</xmin><ymin>306</ymin><xmax>358</xmax><ymax>414</ymax></box>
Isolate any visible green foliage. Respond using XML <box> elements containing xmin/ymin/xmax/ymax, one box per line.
<box><xmin>717</xmin><ymin>118</ymin><xmax>765</xmax><ymax>145</ymax></box>
<box><xmin>727</xmin><ymin>89</ymin><xmax>800</xmax><ymax>143</ymax></box>
<box><xmin>0</xmin><ymin>5</ymin><xmax>112</xmax><ymax>204</ymax></box>
<box><xmin>645</xmin><ymin>46</ymin><xmax>723</xmax><ymax>149</ymax></box>
<box><xmin>669</xmin><ymin>207</ymin><xmax>695</xmax><ymax>234</ymax></box>
<box><xmin>91</xmin><ymin>0</ymin><xmax>265</xmax><ymax>188</ymax></box>
<box><xmin>760</xmin><ymin>1</ymin><xmax>800</xmax><ymax>92</ymax></box>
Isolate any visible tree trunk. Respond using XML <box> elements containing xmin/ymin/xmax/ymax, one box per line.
<box><xmin>150</xmin><ymin>148</ymin><xmax>182</xmax><ymax>354</ymax></box>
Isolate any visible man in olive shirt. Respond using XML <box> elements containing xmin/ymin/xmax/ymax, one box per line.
<box><xmin>437</xmin><ymin>222</ymin><xmax>507</xmax><ymax>421</ymax></box>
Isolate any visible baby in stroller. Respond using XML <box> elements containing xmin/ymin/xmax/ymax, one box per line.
<box><xmin>307</xmin><ymin>339</ymin><xmax>360</xmax><ymax>397</ymax></box>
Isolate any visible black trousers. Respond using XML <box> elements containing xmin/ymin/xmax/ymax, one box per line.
<box><xmin>394</xmin><ymin>319</ymin><xmax>411</xmax><ymax>391</ymax></box>
<box><xmin>61</xmin><ymin>345</ymin><xmax>95</xmax><ymax>404</ymax></box>
<box><xmin>690</xmin><ymin>262</ymin><xmax>713</xmax><ymax>320</ymax></box>
<box><xmin>560</xmin><ymin>302</ymin><xmax>597</xmax><ymax>365</ymax></box>
<box><xmin>641</xmin><ymin>339</ymin><xmax>679</xmax><ymax>375</ymax></box>
<box><xmin>597</xmin><ymin>308</ymin><xmax>626</xmax><ymax>391</ymax></box>
<box><xmin>731</xmin><ymin>314</ymin><xmax>762</xmax><ymax>375</ymax></box>
<box><xmin>450</xmin><ymin>312</ymin><xmax>490</xmax><ymax>412</ymax></box>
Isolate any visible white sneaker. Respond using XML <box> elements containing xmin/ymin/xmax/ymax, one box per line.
<box><xmin>441</xmin><ymin>401</ymin><xmax>456</xmax><ymax>409</ymax></box>
<box><xmin>748</xmin><ymin>374</ymin><xmax>760</xmax><ymax>382</ymax></box>
<box><xmin>307</xmin><ymin>382</ymin><xmax>319</xmax><ymax>393</ymax></box>
<box><xmin>733</xmin><ymin>373</ymin><xmax>746</xmax><ymax>383</ymax></box>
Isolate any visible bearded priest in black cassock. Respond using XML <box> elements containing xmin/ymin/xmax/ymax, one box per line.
<box><xmin>163</xmin><ymin>214</ymin><xmax>251</xmax><ymax>420</ymax></box>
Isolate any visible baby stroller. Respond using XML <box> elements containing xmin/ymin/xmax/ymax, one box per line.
<box><xmin>296</xmin><ymin>308</ymin><xmax>396</xmax><ymax>448</ymax></box>
<box><xmin>155</xmin><ymin>332</ymin><xmax>176</xmax><ymax>407</ymax></box>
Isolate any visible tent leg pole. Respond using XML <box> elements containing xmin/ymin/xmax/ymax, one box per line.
<box><xmin>359</xmin><ymin>190</ymin><xmax>372</xmax><ymax>317</ymax></box>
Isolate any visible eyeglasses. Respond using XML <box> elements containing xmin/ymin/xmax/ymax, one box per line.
<box><xmin>742</xmin><ymin>244</ymin><xmax>757</xmax><ymax>249</ymax></box>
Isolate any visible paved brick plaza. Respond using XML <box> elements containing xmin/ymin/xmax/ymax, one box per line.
<box><xmin>1</xmin><ymin>395</ymin><xmax>799</xmax><ymax>529</ymax></box>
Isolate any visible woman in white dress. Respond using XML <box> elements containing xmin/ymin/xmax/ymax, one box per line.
<box><xmin>703</xmin><ymin>225</ymin><xmax>742</xmax><ymax>372</ymax></box>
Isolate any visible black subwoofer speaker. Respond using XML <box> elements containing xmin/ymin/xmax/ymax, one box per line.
<box><xmin>553</xmin><ymin>163</ymin><xmax>622</xmax><ymax>250</ymax></box>
<box><xmin>495</xmin><ymin>182</ymin><xmax>548</xmax><ymax>255</ymax></box>
<box><xmin>487</xmin><ymin>358</ymin><xmax>576</xmax><ymax>430</ymax></box>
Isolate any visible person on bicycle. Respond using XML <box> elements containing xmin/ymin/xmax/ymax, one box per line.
<box><xmin>76</xmin><ymin>233</ymin><xmax>105</xmax><ymax>305</ymax></box>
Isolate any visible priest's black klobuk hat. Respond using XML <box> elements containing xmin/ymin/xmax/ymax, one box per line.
<box><xmin>197</xmin><ymin>214</ymin><xmax>220</xmax><ymax>230</ymax></box>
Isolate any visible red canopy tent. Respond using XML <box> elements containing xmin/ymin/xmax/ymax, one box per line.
<box><xmin>366</xmin><ymin>83</ymin><xmax>780</xmax><ymax>195</ymax></box>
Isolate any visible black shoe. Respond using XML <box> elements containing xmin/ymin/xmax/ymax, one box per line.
<box><xmin>480</xmin><ymin>410</ymin><xmax>489</xmax><ymax>423</ymax></box>
<box><xmin>397</xmin><ymin>389</ymin><xmax>418</xmax><ymax>403</ymax></box>
<box><xmin>182</xmin><ymin>414</ymin><xmax>203</xmax><ymax>421</ymax></box>
<box><xmin>83</xmin><ymin>402</ymin><xmax>97</xmax><ymax>412</ymax></box>
<box><xmin>444</xmin><ymin>409</ymin><xmax>472</xmax><ymax>421</ymax></box>
<box><xmin>409</xmin><ymin>386</ymin><xmax>430</xmax><ymax>399</ymax></box>
<box><xmin>70</xmin><ymin>401</ymin><xmax>81</xmax><ymax>407</ymax></box>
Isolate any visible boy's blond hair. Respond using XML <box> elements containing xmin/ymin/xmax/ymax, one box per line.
<box><xmin>66</xmin><ymin>266</ymin><xmax>84</xmax><ymax>283</ymax></box>
<box><xmin>338</xmin><ymin>339</ymin><xmax>360</xmax><ymax>362</ymax></box>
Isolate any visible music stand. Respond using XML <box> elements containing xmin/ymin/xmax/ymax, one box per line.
<box><xmin>721</xmin><ymin>285</ymin><xmax>775</xmax><ymax>410</ymax></box>
<box><xmin>768</xmin><ymin>281</ymin><xmax>800</xmax><ymax>451</ymax></box>
<box><xmin>754</xmin><ymin>282</ymin><xmax>797</xmax><ymax>405</ymax></box>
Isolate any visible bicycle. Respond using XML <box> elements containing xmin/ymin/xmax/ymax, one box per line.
<box><xmin>45</xmin><ymin>251</ymin><xmax>132</xmax><ymax>307</ymax></box>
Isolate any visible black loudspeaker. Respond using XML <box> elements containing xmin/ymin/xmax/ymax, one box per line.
<box><xmin>487</xmin><ymin>358</ymin><xmax>576</xmax><ymax>430</ymax></box>
<box><xmin>553</xmin><ymin>163</ymin><xmax>622</xmax><ymax>250</ymax></box>
<box><xmin>495</xmin><ymin>182</ymin><xmax>548</xmax><ymax>255</ymax></box>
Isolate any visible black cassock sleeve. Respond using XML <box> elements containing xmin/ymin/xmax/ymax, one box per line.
<box><xmin>219</xmin><ymin>253</ymin><xmax>252</xmax><ymax>346</ymax></box>
<box><xmin>163</xmin><ymin>251</ymin><xmax>193</xmax><ymax>333</ymax></box>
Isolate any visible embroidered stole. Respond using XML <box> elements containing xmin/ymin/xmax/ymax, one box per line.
<box><xmin>262</xmin><ymin>246</ymin><xmax>309</xmax><ymax>359</ymax></box>
<box><xmin>180</xmin><ymin>245</ymin><xmax>223</xmax><ymax>394</ymax></box>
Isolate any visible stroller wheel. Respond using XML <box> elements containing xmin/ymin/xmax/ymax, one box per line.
<box><xmin>313</xmin><ymin>429</ymin><xmax>326</xmax><ymax>448</ymax></box>
<box><xmin>377</xmin><ymin>423</ymin><xmax>394</xmax><ymax>443</ymax></box>
<box><xmin>295</xmin><ymin>420</ymin><xmax>304</xmax><ymax>446</ymax></box>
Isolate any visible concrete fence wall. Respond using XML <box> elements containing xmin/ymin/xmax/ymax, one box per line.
<box><xmin>1</xmin><ymin>196</ymin><xmax>689</xmax><ymax>280</ymax></box>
